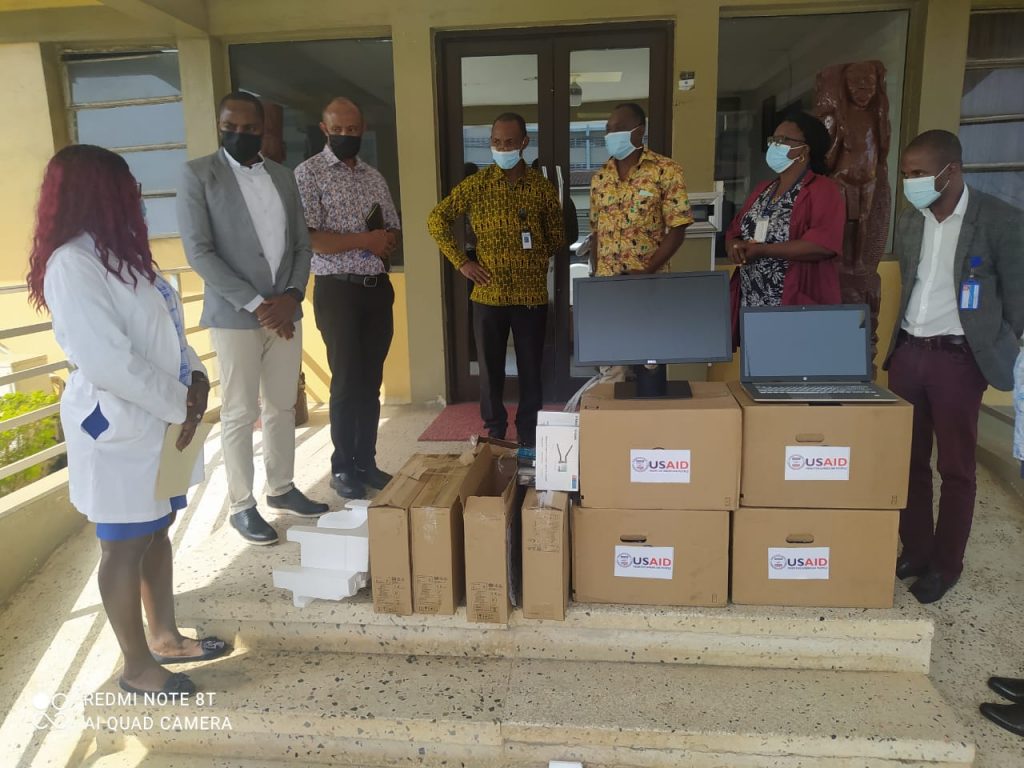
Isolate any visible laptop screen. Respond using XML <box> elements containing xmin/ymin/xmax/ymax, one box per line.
<box><xmin>741</xmin><ymin>305</ymin><xmax>871</xmax><ymax>381</ymax></box>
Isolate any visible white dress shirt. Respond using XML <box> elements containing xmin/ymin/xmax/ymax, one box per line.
<box><xmin>902</xmin><ymin>185</ymin><xmax>970</xmax><ymax>337</ymax></box>
<box><xmin>222</xmin><ymin>148</ymin><xmax>288</xmax><ymax>313</ymax></box>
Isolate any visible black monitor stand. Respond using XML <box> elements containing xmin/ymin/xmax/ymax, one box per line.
<box><xmin>614</xmin><ymin>364</ymin><xmax>693</xmax><ymax>400</ymax></box>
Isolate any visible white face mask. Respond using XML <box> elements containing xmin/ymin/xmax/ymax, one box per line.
<box><xmin>902</xmin><ymin>164</ymin><xmax>951</xmax><ymax>209</ymax></box>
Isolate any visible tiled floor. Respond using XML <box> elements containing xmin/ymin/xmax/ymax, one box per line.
<box><xmin>0</xmin><ymin>403</ymin><xmax>1022</xmax><ymax>767</ymax></box>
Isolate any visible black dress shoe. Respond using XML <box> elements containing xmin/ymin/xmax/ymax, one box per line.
<box><xmin>266</xmin><ymin>488</ymin><xmax>329</xmax><ymax>517</ymax></box>
<box><xmin>980</xmin><ymin>702</ymin><xmax>1024</xmax><ymax>737</ymax></box>
<box><xmin>331</xmin><ymin>471</ymin><xmax>366</xmax><ymax>499</ymax></box>
<box><xmin>988</xmin><ymin>677</ymin><xmax>1024</xmax><ymax>704</ymax></box>
<box><xmin>229</xmin><ymin>508</ymin><xmax>278</xmax><ymax>546</ymax></box>
<box><xmin>895</xmin><ymin>555</ymin><xmax>928</xmax><ymax>580</ymax></box>
<box><xmin>357</xmin><ymin>465</ymin><xmax>393</xmax><ymax>490</ymax></box>
<box><xmin>909</xmin><ymin>570</ymin><xmax>958</xmax><ymax>604</ymax></box>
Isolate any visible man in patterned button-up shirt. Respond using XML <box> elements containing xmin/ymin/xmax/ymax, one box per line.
<box><xmin>588</xmin><ymin>103</ymin><xmax>693</xmax><ymax>276</ymax></box>
<box><xmin>294</xmin><ymin>97</ymin><xmax>401</xmax><ymax>499</ymax></box>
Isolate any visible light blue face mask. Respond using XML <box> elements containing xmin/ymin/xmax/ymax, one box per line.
<box><xmin>605</xmin><ymin>127</ymin><xmax>641</xmax><ymax>161</ymax></box>
<box><xmin>492</xmin><ymin>149</ymin><xmax>522</xmax><ymax>170</ymax></box>
<box><xmin>902</xmin><ymin>164</ymin><xmax>950</xmax><ymax>209</ymax></box>
<box><xmin>766</xmin><ymin>142</ymin><xmax>800</xmax><ymax>174</ymax></box>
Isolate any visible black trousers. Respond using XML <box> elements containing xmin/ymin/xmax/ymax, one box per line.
<box><xmin>472</xmin><ymin>301</ymin><xmax>547</xmax><ymax>446</ymax></box>
<box><xmin>313</xmin><ymin>275</ymin><xmax>394</xmax><ymax>474</ymax></box>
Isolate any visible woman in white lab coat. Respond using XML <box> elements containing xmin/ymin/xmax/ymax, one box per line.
<box><xmin>27</xmin><ymin>145</ymin><xmax>228</xmax><ymax>697</ymax></box>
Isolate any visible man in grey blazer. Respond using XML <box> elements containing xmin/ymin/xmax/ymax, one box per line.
<box><xmin>177</xmin><ymin>91</ymin><xmax>328</xmax><ymax>546</ymax></box>
<box><xmin>883</xmin><ymin>129</ymin><xmax>1024</xmax><ymax>603</ymax></box>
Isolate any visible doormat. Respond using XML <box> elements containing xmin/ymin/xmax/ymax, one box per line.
<box><xmin>418</xmin><ymin>402</ymin><xmax>564</xmax><ymax>442</ymax></box>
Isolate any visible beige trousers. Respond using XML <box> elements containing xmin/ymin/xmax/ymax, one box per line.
<box><xmin>211</xmin><ymin>323</ymin><xmax>302</xmax><ymax>514</ymax></box>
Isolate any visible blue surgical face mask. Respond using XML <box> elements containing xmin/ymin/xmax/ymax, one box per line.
<box><xmin>902</xmin><ymin>164</ymin><xmax>950</xmax><ymax>209</ymax></box>
<box><xmin>492</xmin><ymin>149</ymin><xmax>522</xmax><ymax>170</ymax></box>
<box><xmin>766</xmin><ymin>142</ymin><xmax>800</xmax><ymax>174</ymax></box>
<box><xmin>605</xmin><ymin>127</ymin><xmax>641</xmax><ymax>161</ymax></box>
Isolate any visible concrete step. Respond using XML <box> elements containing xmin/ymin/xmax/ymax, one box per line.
<box><xmin>85</xmin><ymin>651</ymin><xmax>974</xmax><ymax>768</ymax></box>
<box><xmin>174</xmin><ymin>518</ymin><xmax>934</xmax><ymax>674</ymax></box>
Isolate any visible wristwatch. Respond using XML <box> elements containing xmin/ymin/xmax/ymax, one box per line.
<box><xmin>284</xmin><ymin>287</ymin><xmax>304</xmax><ymax>303</ymax></box>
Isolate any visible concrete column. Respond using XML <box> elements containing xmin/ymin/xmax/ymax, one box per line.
<box><xmin>177</xmin><ymin>35</ymin><xmax>230</xmax><ymax>159</ymax></box>
<box><xmin>915</xmin><ymin>0</ymin><xmax>970</xmax><ymax>134</ymax></box>
<box><xmin>391</xmin><ymin>11</ymin><xmax>442</xmax><ymax>403</ymax></box>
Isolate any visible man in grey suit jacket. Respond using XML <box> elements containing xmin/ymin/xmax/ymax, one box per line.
<box><xmin>177</xmin><ymin>91</ymin><xmax>328</xmax><ymax>546</ymax></box>
<box><xmin>883</xmin><ymin>129</ymin><xmax>1024</xmax><ymax>603</ymax></box>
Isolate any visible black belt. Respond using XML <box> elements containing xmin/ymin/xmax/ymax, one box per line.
<box><xmin>326</xmin><ymin>273</ymin><xmax>389</xmax><ymax>288</ymax></box>
<box><xmin>897</xmin><ymin>330</ymin><xmax>967</xmax><ymax>352</ymax></box>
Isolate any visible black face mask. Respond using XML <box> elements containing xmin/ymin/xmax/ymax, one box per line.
<box><xmin>328</xmin><ymin>134</ymin><xmax>361</xmax><ymax>161</ymax></box>
<box><xmin>220</xmin><ymin>130</ymin><xmax>263</xmax><ymax>165</ymax></box>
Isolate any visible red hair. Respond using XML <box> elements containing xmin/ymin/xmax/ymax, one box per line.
<box><xmin>27</xmin><ymin>144</ymin><xmax>157</xmax><ymax>310</ymax></box>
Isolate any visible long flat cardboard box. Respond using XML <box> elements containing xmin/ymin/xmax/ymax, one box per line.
<box><xmin>579</xmin><ymin>381</ymin><xmax>741</xmax><ymax>511</ymax></box>
<box><xmin>731</xmin><ymin>506</ymin><xmax>899</xmax><ymax>608</ymax></box>
<box><xmin>729</xmin><ymin>382</ymin><xmax>912</xmax><ymax>510</ymax></box>
<box><xmin>368</xmin><ymin>453</ymin><xmax>466</xmax><ymax>615</ymax></box>
<box><xmin>410</xmin><ymin>445</ymin><xmax>500</xmax><ymax>615</ymax></box>
<box><xmin>522</xmin><ymin>489</ymin><xmax>571</xmax><ymax>621</ymax></box>
<box><xmin>464</xmin><ymin>453</ymin><xmax>522</xmax><ymax>624</ymax></box>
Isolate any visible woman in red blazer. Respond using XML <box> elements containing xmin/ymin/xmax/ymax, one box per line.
<box><xmin>725</xmin><ymin>111</ymin><xmax>845</xmax><ymax>346</ymax></box>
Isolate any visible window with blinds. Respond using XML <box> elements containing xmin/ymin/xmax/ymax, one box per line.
<box><xmin>63</xmin><ymin>50</ymin><xmax>185</xmax><ymax>237</ymax></box>
<box><xmin>960</xmin><ymin>10</ymin><xmax>1024</xmax><ymax>209</ymax></box>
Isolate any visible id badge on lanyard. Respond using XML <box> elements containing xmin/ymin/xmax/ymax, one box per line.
<box><xmin>960</xmin><ymin>257</ymin><xmax>981</xmax><ymax>311</ymax></box>
<box><xmin>518</xmin><ymin>208</ymin><xmax>532</xmax><ymax>250</ymax></box>
<box><xmin>753</xmin><ymin>218</ymin><xmax>769</xmax><ymax>243</ymax></box>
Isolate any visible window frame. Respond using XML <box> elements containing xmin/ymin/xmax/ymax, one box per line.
<box><xmin>960</xmin><ymin>11</ymin><xmax>1024</xmax><ymax>177</ymax></box>
<box><xmin>61</xmin><ymin>48</ymin><xmax>185</xmax><ymax>238</ymax></box>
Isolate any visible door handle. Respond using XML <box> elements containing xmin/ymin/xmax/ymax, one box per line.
<box><xmin>555</xmin><ymin>165</ymin><xmax>565</xmax><ymax>209</ymax></box>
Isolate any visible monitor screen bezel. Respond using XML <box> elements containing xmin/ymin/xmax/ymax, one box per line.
<box><xmin>739</xmin><ymin>304</ymin><xmax>873</xmax><ymax>383</ymax></box>
<box><xmin>571</xmin><ymin>271</ymin><xmax>733</xmax><ymax>367</ymax></box>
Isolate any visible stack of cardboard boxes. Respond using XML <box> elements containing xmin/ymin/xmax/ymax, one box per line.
<box><xmin>728</xmin><ymin>382</ymin><xmax>912</xmax><ymax>608</ymax></box>
<box><xmin>573</xmin><ymin>381</ymin><xmax>741</xmax><ymax>607</ymax></box>
<box><xmin>365</xmin><ymin>380</ymin><xmax>913</xmax><ymax>620</ymax></box>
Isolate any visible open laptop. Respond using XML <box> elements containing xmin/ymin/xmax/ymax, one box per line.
<box><xmin>740</xmin><ymin>305</ymin><xmax>899</xmax><ymax>402</ymax></box>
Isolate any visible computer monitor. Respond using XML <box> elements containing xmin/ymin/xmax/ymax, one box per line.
<box><xmin>572</xmin><ymin>271</ymin><xmax>732</xmax><ymax>398</ymax></box>
<box><xmin>740</xmin><ymin>305</ymin><xmax>872</xmax><ymax>382</ymax></box>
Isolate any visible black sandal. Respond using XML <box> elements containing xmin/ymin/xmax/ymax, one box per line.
<box><xmin>151</xmin><ymin>636</ymin><xmax>231</xmax><ymax>665</ymax></box>
<box><xmin>118</xmin><ymin>671</ymin><xmax>196</xmax><ymax>698</ymax></box>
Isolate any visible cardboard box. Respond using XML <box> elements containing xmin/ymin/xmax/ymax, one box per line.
<box><xmin>731</xmin><ymin>507</ymin><xmax>899</xmax><ymax>608</ymax></box>
<box><xmin>571</xmin><ymin>506</ymin><xmax>729</xmax><ymax>607</ymax></box>
<box><xmin>368</xmin><ymin>454</ymin><xmax>465</xmax><ymax>615</ymax></box>
<box><xmin>536</xmin><ymin>411</ymin><xmax>580</xmax><ymax>492</ymax></box>
<box><xmin>464</xmin><ymin>455</ymin><xmax>522</xmax><ymax>624</ymax></box>
<box><xmin>579</xmin><ymin>381</ymin><xmax>741</xmax><ymax>511</ymax></box>
<box><xmin>729</xmin><ymin>382</ymin><xmax>912</xmax><ymax>510</ymax></box>
<box><xmin>409</xmin><ymin>446</ymin><xmax>499</xmax><ymax>615</ymax></box>
<box><xmin>521</xmin><ymin>489</ymin><xmax>571</xmax><ymax>621</ymax></box>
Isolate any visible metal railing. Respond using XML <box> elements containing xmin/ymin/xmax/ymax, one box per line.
<box><xmin>0</xmin><ymin>266</ymin><xmax>212</xmax><ymax>484</ymax></box>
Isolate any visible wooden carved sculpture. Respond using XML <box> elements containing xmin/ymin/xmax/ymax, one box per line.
<box><xmin>814</xmin><ymin>61</ymin><xmax>891</xmax><ymax>371</ymax></box>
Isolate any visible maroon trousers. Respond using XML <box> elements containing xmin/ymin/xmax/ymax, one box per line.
<box><xmin>887</xmin><ymin>339</ymin><xmax>988</xmax><ymax>580</ymax></box>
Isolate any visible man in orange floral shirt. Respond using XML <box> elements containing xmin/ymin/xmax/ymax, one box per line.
<box><xmin>589</xmin><ymin>103</ymin><xmax>694</xmax><ymax>276</ymax></box>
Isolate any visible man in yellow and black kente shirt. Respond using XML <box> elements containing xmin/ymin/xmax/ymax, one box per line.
<box><xmin>428</xmin><ymin>112</ymin><xmax>564</xmax><ymax>447</ymax></box>
<box><xmin>590</xmin><ymin>102</ymin><xmax>693</xmax><ymax>275</ymax></box>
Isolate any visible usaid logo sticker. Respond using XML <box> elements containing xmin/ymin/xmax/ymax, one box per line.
<box><xmin>614</xmin><ymin>545</ymin><xmax>674</xmax><ymax>580</ymax></box>
<box><xmin>629</xmin><ymin>449</ymin><xmax>691</xmax><ymax>484</ymax></box>
<box><xmin>784</xmin><ymin>446</ymin><xmax>850</xmax><ymax>481</ymax></box>
<box><xmin>767</xmin><ymin>547</ymin><xmax>830</xmax><ymax>580</ymax></box>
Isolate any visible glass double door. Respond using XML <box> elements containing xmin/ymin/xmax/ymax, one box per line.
<box><xmin>437</xmin><ymin>24</ymin><xmax>673</xmax><ymax>404</ymax></box>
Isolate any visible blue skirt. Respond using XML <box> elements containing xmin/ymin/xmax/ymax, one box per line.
<box><xmin>95</xmin><ymin>495</ymin><xmax>187</xmax><ymax>541</ymax></box>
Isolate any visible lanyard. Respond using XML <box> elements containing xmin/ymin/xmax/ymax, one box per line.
<box><xmin>760</xmin><ymin>170</ymin><xmax>808</xmax><ymax>218</ymax></box>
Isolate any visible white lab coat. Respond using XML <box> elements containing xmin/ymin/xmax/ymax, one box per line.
<box><xmin>44</xmin><ymin>233</ymin><xmax>206</xmax><ymax>525</ymax></box>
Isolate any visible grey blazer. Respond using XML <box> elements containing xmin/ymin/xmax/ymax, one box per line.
<box><xmin>883</xmin><ymin>187</ymin><xmax>1024</xmax><ymax>391</ymax></box>
<box><xmin>176</xmin><ymin>150</ymin><xmax>312</xmax><ymax>330</ymax></box>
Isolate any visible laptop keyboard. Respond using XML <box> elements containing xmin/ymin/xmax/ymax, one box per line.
<box><xmin>755</xmin><ymin>384</ymin><xmax>878</xmax><ymax>395</ymax></box>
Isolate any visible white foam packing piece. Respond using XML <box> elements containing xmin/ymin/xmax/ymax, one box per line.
<box><xmin>287</xmin><ymin>525</ymin><xmax>370</xmax><ymax>572</ymax></box>
<box><xmin>272</xmin><ymin>566</ymin><xmax>368</xmax><ymax>608</ymax></box>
